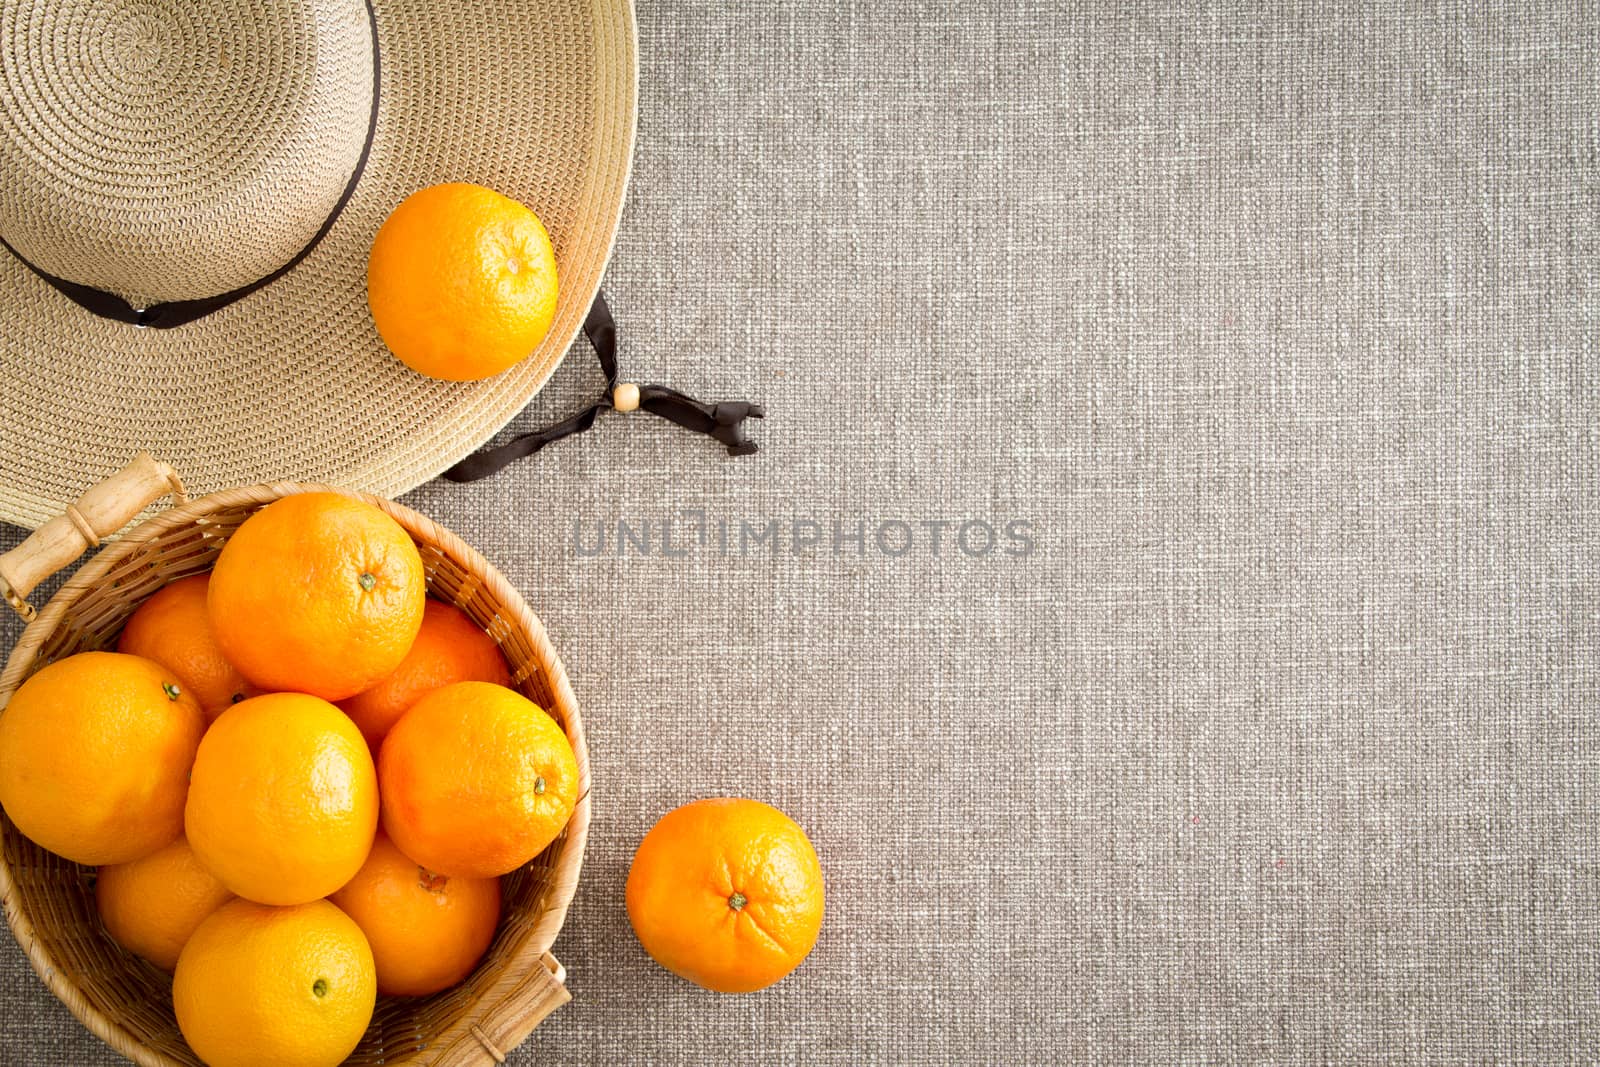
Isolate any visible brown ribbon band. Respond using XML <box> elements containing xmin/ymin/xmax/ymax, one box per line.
<box><xmin>0</xmin><ymin>0</ymin><xmax>381</xmax><ymax>330</ymax></box>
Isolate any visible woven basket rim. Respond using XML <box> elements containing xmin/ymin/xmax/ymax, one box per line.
<box><xmin>0</xmin><ymin>481</ymin><xmax>590</xmax><ymax>1066</ymax></box>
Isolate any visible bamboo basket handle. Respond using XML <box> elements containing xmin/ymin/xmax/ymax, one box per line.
<box><xmin>0</xmin><ymin>453</ymin><xmax>187</xmax><ymax>622</ymax></box>
<box><xmin>458</xmin><ymin>952</ymin><xmax>570</xmax><ymax>1065</ymax></box>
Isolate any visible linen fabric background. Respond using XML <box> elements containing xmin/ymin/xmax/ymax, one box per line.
<box><xmin>3</xmin><ymin>1</ymin><xmax>1598</xmax><ymax>1063</ymax></box>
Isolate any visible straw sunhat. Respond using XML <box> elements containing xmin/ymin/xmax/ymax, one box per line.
<box><xmin>0</xmin><ymin>0</ymin><xmax>637</xmax><ymax>528</ymax></box>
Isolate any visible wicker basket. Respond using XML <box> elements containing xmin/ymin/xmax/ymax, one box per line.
<box><xmin>0</xmin><ymin>455</ymin><xmax>590</xmax><ymax>1066</ymax></box>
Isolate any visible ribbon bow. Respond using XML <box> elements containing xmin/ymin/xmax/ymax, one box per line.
<box><xmin>442</xmin><ymin>290</ymin><xmax>763</xmax><ymax>482</ymax></box>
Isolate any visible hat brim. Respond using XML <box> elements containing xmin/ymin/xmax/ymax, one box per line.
<box><xmin>0</xmin><ymin>0</ymin><xmax>637</xmax><ymax>528</ymax></box>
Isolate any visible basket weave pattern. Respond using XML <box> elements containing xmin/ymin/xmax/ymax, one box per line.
<box><xmin>0</xmin><ymin>483</ymin><xmax>589</xmax><ymax>1066</ymax></box>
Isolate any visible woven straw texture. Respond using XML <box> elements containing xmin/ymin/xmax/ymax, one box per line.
<box><xmin>0</xmin><ymin>482</ymin><xmax>589</xmax><ymax>1066</ymax></box>
<box><xmin>0</xmin><ymin>0</ymin><xmax>635</xmax><ymax>529</ymax></box>
<box><xmin>5</xmin><ymin>0</ymin><xmax>1600</xmax><ymax>1063</ymax></box>
<box><xmin>0</xmin><ymin>0</ymin><xmax>373</xmax><ymax>303</ymax></box>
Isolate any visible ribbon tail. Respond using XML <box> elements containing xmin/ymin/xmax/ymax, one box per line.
<box><xmin>637</xmin><ymin>385</ymin><xmax>766</xmax><ymax>457</ymax></box>
<box><xmin>440</xmin><ymin>402</ymin><xmax>605</xmax><ymax>482</ymax></box>
<box><xmin>584</xmin><ymin>290</ymin><xmax>620</xmax><ymax>384</ymax></box>
<box><xmin>439</xmin><ymin>288</ymin><xmax>767</xmax><ymax>482</ymax></box>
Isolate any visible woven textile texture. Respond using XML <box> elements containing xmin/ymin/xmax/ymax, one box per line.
<box><xmin>3</xmin><ymin>1</ymin><xmax>1598</xmax><ymax>1063</ymax></box>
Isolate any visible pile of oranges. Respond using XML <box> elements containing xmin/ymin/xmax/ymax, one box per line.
<box><xmin>0</xmin><ymin>493</ymin><xmax>577</xmax><ymax>1067</ymax></box>
<box><xmin>0</xmin><ymin>180</ymin><xmax>829</xmax><ymax>1065</ymax></box>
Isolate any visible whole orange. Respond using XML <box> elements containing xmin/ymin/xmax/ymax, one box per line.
<box><xmin>367</xmin><ymin>182</ymin><xmax>560</xmax><ymax>381</ymax></box>
<box><xmin>329</xmin><ymin>830</ymin><xmax>501</xmax><ymax>997</ymax></box>
<box><xmin>378</xmin><ymin>681</ymin><xmax>578</xmax><ymax>879</ymax></box>
<box><xmin>96</xmin><ymin>835</ymin><xmax>234</xmax><ymax>971</ymax></box>
<box><xmin>174</xmin><ymin>898</ymin><xmax>376</xmax><ymax>1067</ymax></box>
<box><xmin>626</xmin><ymin>798</ymin><xmax>824</xmax><ymax>994</ymax></box>
<box><xmin>185</xmin><ymin>693</ymin><xmax>378</xmax><ymax>905</ymax></box>
<box><xmin>0</xmin><ymin>651</ymin><xmax>204</xmax><ymax>865</ymax></box>
<box><xmin>118</xmin><ymin>573</ymin><xmax>255</xmax><ymax>722</ymax></box>
<box><xmin>208</xmin><ymin>493</ymin><xmax>426</xmax><ymax>701</ymax></box>
<box><xmin>337</xmin><ymin>599</ymin><xmax>511</xmax><ymax>751</ymax></box>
